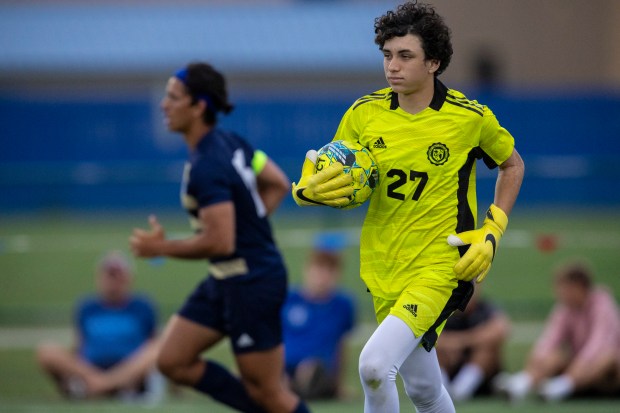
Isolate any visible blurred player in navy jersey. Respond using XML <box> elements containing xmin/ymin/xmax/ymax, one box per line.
<box><xmin>36</xmin><ymin>251</ymin><xmax>161</xmax><ymax>401</ymax></box>
<box><xmin>130</xmin><ymin>62</ymin><xmax>311</xmax><ymax>413</ymax></box>
<box><xmin>282</xmin><ymin>232</ymin><xmax>356</xmax><ymax>400</ymax></box>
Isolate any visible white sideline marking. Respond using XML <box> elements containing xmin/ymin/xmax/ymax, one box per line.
<box><xmin>0</xmin><ymin>321</ymin><xmax>544</xmax><ymax>350</ymax></box>
<box><xmin>0</xmin><ymin>327</ymin><xmax>72</xmax><ymax>349</ymax></box>
<box><xmin>2</xmin><ymin>228</ymin><xmax>620</xmax><ymax>254</ymax></box>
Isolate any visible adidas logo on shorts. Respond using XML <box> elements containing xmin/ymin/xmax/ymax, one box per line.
<box><xmin>403</xmin><ymin>304</ymin><xmax>418</xmax><ymax>317</ymax></box>
<box><xmin>373</xmin><ymin>137</ymin><xmax>387</xmax><ymax>148</ymax></box>
<box><xmin>236</xmin><ymin>333</ymin><xmax>255</xmax><ymax>348</ymax></box>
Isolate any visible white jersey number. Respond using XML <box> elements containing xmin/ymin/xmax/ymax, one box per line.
<box><xmin>231</xmin><ymin>149</ymin><xmax>267</xmax><ymax>218</ymax></box>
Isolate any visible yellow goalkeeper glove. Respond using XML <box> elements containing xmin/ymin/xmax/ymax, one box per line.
<box><xmin>447</xmin><ymin>204</ymin><xmax>508</xmax><ymax>283</ymax></box>
<box><xmin>292</xmin><ymin>150</ymin><xmax>353</xmax><ymax>207</ymax></box>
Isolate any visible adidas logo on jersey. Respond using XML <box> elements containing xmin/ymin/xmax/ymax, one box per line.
<box><xmin>403</xmin><ymin>304</ymin><xmax>418</xmax><ymax>317</ymax></box>
<box><xmin>373</xmin><ymin>137</ymin><xmax>387</xmax><ymax>148</ymax></box>
<box><xmin>236</xmin><ymin>333</ymin><xmax>255</xmax><ymax>348</ymax></box>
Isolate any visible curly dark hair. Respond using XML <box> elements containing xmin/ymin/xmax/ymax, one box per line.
<box><xmin>183</xmin><ymin>62</ymin><xmax>234</xmax><ymax>125</ymax></box>
<box><xmin>374</xmin><ymin>1</ymin><xmax>453</xmax><ymax>76</ymax></box>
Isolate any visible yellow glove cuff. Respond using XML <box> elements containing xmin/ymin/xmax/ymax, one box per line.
<box><xmin>485</xmin><ymin>204</ymin><xmax>508</xmax><ymax>234</ymax></box>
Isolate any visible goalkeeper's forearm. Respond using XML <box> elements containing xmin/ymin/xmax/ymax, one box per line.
<box><xmin>493</xmin><ymin>148</ymin><xmax>524</xmax><ymax>216</ymax></box>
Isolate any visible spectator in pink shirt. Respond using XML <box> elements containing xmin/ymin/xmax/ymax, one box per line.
<box><xmin>495</xmin><ymin>259</ymin><xmax>620</xmax><ymax>402</ymax></box>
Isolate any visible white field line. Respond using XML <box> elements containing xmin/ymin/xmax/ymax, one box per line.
<box><xmin>2</xmin><ymin>228</ymin><xmax>620</xmax><ymax>254</ymax></box>
<box><xmin>0</xmin><ymin>321</ymin><xmax>544</xmax><ymax>350</ymax></box>
<box><xmin>0</xmin><ymin>327</ymin><xmax>72</xmax><ymax>349</ymax></box>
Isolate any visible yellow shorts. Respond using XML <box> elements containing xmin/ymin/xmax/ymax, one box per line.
<box><xmin>372</xmin><ymin>271</ymin><xmax>473</xmax><ymax>352</ymax></box>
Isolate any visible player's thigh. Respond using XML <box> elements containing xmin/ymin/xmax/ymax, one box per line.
<box><xmin>158</xmin><ymin>314</ymin><xmax>224</xmax><ymax>367</ymax></box>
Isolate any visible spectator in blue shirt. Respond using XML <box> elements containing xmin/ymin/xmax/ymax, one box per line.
<box><xmin>36</xmin><ymin>251</ymin><xmax>161</xmax><ymax>401</ymax></box>
<box><xmin>282</xmin><ymin>232</ymin><xmax>356</xmax><ymax>400</ymax></box>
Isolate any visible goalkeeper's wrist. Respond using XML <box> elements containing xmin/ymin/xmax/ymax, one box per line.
<box><xmin>485</xmin><ymin>204</ymin><xmax>508</xmax><ymax>233</ymax></box>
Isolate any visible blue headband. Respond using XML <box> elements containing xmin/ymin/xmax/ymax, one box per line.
<box><xmin>174</xmin><ymin>68</ymin><xmax>219</xmax><ymax>112</ymax></box>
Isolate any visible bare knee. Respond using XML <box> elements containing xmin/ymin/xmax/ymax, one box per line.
<box><xmin>36</xmin><ymin>342</ymin><xmax>66</xmax><ymax>369</ymax></box>
<box><xmin>156</xmin><ymin>352</ymin><xmax>197</xmax><ymax>385</ymax></box>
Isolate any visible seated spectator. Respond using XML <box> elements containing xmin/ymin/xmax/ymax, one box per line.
<box><xmin>436</xmin><ymin>285</ymin><xmax>510</xmax><ymax>402</ymax></box>
<box><xmin>36</xmin><ymin>251</ymin><xmax>163</xmax><ymax>402</ymax></box>
<box><xmin>282</xmin><ymin>232</ymin><xmax>356</xmax><ymax>400</ymax></box>
<box><xmin>494</xmin><ymin>259</ymin><xmax>620</xmax><ymax>402</ymax></box>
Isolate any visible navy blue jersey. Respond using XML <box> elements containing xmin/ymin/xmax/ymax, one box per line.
<box><xmin>76</xmin><ymin>294</ymin><xmax>157</xmax><ymax>369</ymax></box>
<box><xmin>181</xmin><ymin>128</ymin><xmax>285</xmax><ymax>281</ymax></box>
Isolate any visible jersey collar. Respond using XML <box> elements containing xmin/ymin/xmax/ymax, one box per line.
<box><xmin>195</xmin><ymin>129</ymin><xmax>216</xmax><ymax>153</ymax></box>
<box><xmin>389</xmin><ymin>77</ymin><xmax>448</xmax><ymax>111</ymax></box>
<box><xmin>429</xmin><ymin>78</ymin><xmax>448</xmax><ymax>111</ymax></box>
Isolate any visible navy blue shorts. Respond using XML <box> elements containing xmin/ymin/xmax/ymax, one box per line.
<box><xmin>178</xmin><ymin>274</ymin><xmax>287</xmax><ymax>354</ymax></box>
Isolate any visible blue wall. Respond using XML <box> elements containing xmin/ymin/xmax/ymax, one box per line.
<box><xmin>2</xmin><ymin>2</ymin><xmax>618</xmax><ymax>212</ymax></box>
<box><xmin>1</xmin><ymin>88</ymin><xmax>619</xmax><ymax>211</ymax></box>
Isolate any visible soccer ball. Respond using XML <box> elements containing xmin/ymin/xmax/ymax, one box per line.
<box><xmin>315</xmin><ymin>140</ymin><xmax>379</xmax><ymax>209</ymax></box>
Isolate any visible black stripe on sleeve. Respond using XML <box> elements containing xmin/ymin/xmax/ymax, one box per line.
<box><xmin>353</xmin><ymin>94</ymin><xmax>386</xmax><ymax>110</ymax></box>
<box><xmin>445</xmin><ymin>98</ymin><xmax>484</xmax><ymax>116</ymax></box>
<box><xmin>480</xmin><ymin>150</ymin><xmax>499</xmax><ymax>169</ymax></box>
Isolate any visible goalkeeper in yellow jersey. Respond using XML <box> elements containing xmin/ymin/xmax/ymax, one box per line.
<box><xmin>292</xmin><ymin>2</ymin><xmax>524</xmax><ymax>412</ymax></box>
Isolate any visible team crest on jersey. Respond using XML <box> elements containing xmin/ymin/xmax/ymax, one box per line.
<box><xmin>427</xmin><ymin>142</ymin><xmax>449</xmax><ymax>166</ymax></box>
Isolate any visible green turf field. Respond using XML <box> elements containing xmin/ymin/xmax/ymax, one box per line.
<box><xmin>1</xmin><ymin>207</ymin><xmax>619</xmax><ymax>412</ymax></box>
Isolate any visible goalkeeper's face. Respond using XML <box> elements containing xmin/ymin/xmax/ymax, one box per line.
<box><xmin>381</xmin><ymin>34</ymin><xmax>439</xmax><ymax>95</ymax></box>
<box><xmin>161</xmin><ymin>77</ymin><xmax>202</xmax><ymax>134</ymax></box>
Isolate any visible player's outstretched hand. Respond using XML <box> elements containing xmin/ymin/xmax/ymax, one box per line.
<box><xmin>447</xmin><ymin>204</ymin><xmax>508</xmax><ymax>283</ymax></box>
<box><xmin>292</xmin><ymin>149</ymin><xmax>353</xmax><ymax>207</ymax></box>
<box><xmin>130</xmin><ymin>215</ymin><xmax>165</xmax><ymax>258</ymax></box>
